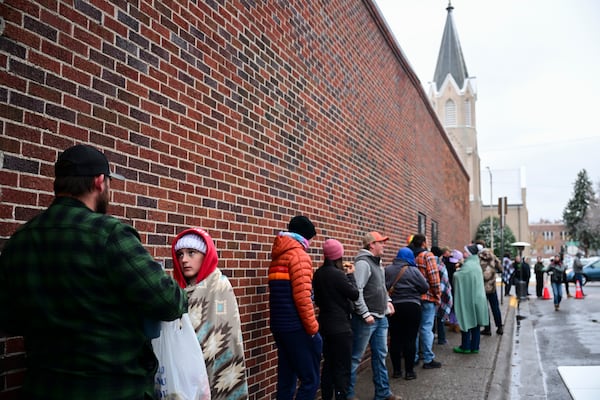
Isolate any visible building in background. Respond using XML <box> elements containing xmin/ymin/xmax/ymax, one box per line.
<box><xmin>529</xmin><ymin>221</ymin><xmax>568</xmax><ymax>259</ymax></box>
<box><xmin>427</xmin><ymin>3</ymin><xmax>529</xmax><ymax>244</ymax></box>
<box><xmin>481</xmin><ymin>168</ymin><xmax>531</xmax><ymax>251</ymax></box>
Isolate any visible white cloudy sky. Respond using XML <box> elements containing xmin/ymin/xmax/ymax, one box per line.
<box><xmin>373</xmin><ymin>0</ymin><xmax>600</xmax><ymax>222</ymax></box>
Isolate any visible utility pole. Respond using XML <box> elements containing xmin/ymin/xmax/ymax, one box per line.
<box><xmin>486</xmin><ymin>167</ymin><xmax>494</xmax><ymax>252</ymax></box>
<box><xmin>499</xmin><ymin>196</ymin><xmax>507</xmax><ymax>305</ymax></box>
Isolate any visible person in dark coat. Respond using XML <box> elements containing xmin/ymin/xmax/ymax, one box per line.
<box><xmin>385</xmin><ymin>247</ymin><xmax>429</xmax><ymax>381</ymax></box>
<box><xmin>313</xmin><ymin>239</ymin><xmax>359</xmax><ymax>400</ymax></box>
<box><xmin>511</xmin><ymin>256</ymin><xmax>531</xmax><ymax>296</ymax></box>
<box><xmin>522</xmin><ymin>257</ymin><xmax>531</xmax><ymax>295</ymax></box>
<box><xmin>534</xmin><ymin>257</ymin><xmax>545</xmax><ymax>298</ymax></box>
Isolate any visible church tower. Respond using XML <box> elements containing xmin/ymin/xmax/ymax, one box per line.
<box><xmin>428</xmin><ymin>2</ymin><xmax>482</xmax><ymax>238</ymax></box>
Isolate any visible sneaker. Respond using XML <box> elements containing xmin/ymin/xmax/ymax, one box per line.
<box><xmin>405</xmin><ymin>371</ymin><xmax>417</xmax><ymax>380</ymax></box>
<box><xmin>453</xmin><ymin>346</ymin><xmax>471</xmax><ymax>354</ymax></box>
<box><xmin>496</xmin><ymin>326</ymin><xmax>504</xmax><ymax>335</ymax></box>
<box><xmin>480</xmin><ymin>329</ymin><xmax>492</xmax><ymax>336</ymax></box>
<box><xmin>423</xmin><ymin>360</ymin><xmax>442</xmax><ymax>369</ymax></box>
<box><xmin>471</xmin><ymin>349</ymin><xmax>479</xmax><ymax>354</ymax></box>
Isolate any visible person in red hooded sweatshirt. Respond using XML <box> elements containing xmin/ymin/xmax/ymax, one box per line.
<box><xmin>172</xmin><ymin>228</ymin><xmax>248</xmax><ymax>400</ymax></box>
<box><xmin>268</xmin><ymin>215</ymin><xmax>322</xmax><ymax>400</ymax></box>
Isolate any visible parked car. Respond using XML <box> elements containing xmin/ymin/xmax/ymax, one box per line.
<box><xmin>566</xmin><ymin>257</ymin><xmax>600</xmax><ymax>286</ymax></box>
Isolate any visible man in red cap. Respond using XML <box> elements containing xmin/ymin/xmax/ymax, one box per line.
<box><xmin>347</xmin><ymin>232</ymin><xmax>401</xmax><ymax>400</ymax></box>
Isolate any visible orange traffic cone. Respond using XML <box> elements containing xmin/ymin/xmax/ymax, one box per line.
<box><xmin>542</xmin><ymin>284</ymin><xmax>551</xmax><ymax>300</ymax></box>
<box><xmin>575</xmin><ymin>280</ymin><xmax>584</xmax><ymax>299</ymax></box>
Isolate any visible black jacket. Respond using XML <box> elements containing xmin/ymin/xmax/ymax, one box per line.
<box><xmin>512</xmin><ymin>261</ymin><xmax>531</xmax><ymax>283</ymax></box>
<box><xmin>313</xmin><ymin>260</ymin><xmax>359</xmax><ymax>335</ymax></box>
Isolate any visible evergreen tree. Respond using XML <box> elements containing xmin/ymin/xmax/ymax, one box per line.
<box><xmin>562</xmin><ymin>169</ymin><xmax>597</xmax><ymax>253</ymax></box>
<box><xmin>474</xmin><ymin>216</ymin><xmax>517</xmax><ymax>257</ymax></box>
<box><xmin>583</xmin><ymin>204</ymin><xmax>600</xmax><ymax>252</ymax></box>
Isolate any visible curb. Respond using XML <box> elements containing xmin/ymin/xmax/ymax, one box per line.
<box><xmin>487</xmin><ymin>296</ymin><xmax>516</xmax><ymax>400</ymax></box>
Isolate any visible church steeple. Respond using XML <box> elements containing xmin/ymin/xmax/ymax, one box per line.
<box><xmin>428</xmin><ymin>1</ymin><xmax>481</xmax><ymax>239</ymax></box>
<box><xmin>433</xmin><ymin>1</ymin><xmax>469</xmax><ymax>90</ymax></box>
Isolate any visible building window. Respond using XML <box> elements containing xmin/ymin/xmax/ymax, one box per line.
<box><xmin>445</xmin><ymin>100</ymin><xmax>456</xmax><ymax>126</ymax></box>
<box><xmin>431</xmin><ymin>220</ymin><xmax>438</xmax><ymax>247</ymax></box>
<box><xmin>418</xmin><ymin>213</ymin><xmax>426</xmax><ymax>236</ymax></box>
<box><xmin>464</xmin><ymin>99</ymin><xmax>471</xmax><ymax>127</ymax></box>
<box><xmin>543</xmin><ymin>245</ymin><xmax>555</xmax><ymax>254</ymax></box>
<box><xmin>543</xmin><ymin>231</ymin><xmax>554</xmax><ymax>240</ymax></box>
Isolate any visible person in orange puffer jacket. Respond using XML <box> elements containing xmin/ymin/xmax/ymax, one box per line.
<box><xmin>268</xmin><ymin>215</ymin><xmax>322</xmax><ymax>400</ymax></box>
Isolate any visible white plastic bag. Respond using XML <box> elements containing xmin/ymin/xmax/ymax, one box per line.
<box><xmin>151</xmin><ymin>314</ymin><xmax>210</xmax><ymax>400</ymax></box>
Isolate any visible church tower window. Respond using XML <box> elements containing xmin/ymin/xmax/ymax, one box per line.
<box><xmin>465</xmin><ymin>99</ymin><xmax>472</xmax><ymax>127</ymax></box>
<box><xmin>445</xmin><ymin>99</ymin><xmax>456</xmax><ymax>126</ymax></box>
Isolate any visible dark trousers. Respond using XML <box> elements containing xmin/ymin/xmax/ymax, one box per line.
<box><xmin>504</xmin><ymin>275</ymin><xmax>513</xmax><ymax>295</ymax></box>
<box><xmin>483</xmin><ymin>291</ymin><xmax>502</xmax><ymax>330</ymax></box>
<box><xmin>321</xmin><ymin>331</ymin><xmax>353</xmax><ymax>400</ymax></box>
<box><xmin>388</xmin><ymin>302</ymin><xmax>421</xmax><ymax>374</ymax></box>
<box><xmin>461</xmin><ymin>326</ymin><xmax>481</xmax><ymax>351</ymax></box>
<box><xmin>563</xmin><ymin>272</ymin><xmax>570</xmax><ymax>295</ymax></box>
<box><xmin>435</xmin><ymin>313</ymin><xmax>447</xmax><ymax>344</ymax></box>
<box><xmin>273</xmin><ymin>330</ymin><xmax>322</xmax><ymax>400</ymax></box>
<box><xmin>535</xmin><ymin>272</ymin><xmax>544</xmax><ymax>297</ymax></box>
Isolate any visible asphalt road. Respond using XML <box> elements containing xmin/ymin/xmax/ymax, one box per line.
<box><xmin>510</xmin><ymin>282</ymin><xmax>600</xmax><ymax>399</ymax></box>
<box><xmin>352</xmin><ymin>281</ymin><xmax>599</xmax><ymax>400</ymax></box>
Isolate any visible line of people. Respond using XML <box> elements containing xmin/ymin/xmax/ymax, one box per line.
<box><xmin>0</xmin><ymin>144</ymin><xmax>511</xmax><ymax>399</ymax></box>
<box><xmin>268</xmin><ymin>216</ymin><xmax>507</xmax><ymax>400</ymax></box>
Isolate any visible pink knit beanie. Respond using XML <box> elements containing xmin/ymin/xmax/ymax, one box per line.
<box><xmin>323</xmin><ymin>239</ymin><xmax>344</xmax><ymax>260</ymax></box>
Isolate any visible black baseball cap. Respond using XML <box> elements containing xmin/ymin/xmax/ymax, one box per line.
<box><xmin>55</xmin><ymin>144</ymin><xmax>124</xmax><ymax>180</ymax></box>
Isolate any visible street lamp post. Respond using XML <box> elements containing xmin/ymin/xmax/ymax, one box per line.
<box><xmin>486</xmin><ymin>167</ymin><xmax>494</xmax><ymax>252</ymax></box>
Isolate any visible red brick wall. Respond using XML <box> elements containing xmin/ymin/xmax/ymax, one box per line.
<box><xmin>0</xmin><ymin>0</ymin><xmax>470</xmax><ymax>397</ymax></box>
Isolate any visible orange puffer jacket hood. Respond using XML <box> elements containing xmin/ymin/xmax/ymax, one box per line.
<box><xmin>268</xmin><ymin>233</ymin><xmax>318</xmax><ymax>335</ymax></box>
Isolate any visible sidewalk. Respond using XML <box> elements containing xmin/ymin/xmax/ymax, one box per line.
<box><xmin>353</xmin><ymin>291</ymin><xmax>516</xmax><ymax>400</ymax></box>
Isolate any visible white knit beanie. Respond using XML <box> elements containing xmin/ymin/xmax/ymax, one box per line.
<box><xmin>174</xmin><ymin>233</ymin><xmax>206</xmax><ymax>254</ymax></box>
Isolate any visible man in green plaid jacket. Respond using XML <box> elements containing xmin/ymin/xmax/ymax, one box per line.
<box><xmin>0</xmin><ymin>144</ymin><xmax>187</xmax><ymax>400</ymax></box>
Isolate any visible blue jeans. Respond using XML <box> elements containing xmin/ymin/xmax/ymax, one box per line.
<box><xmin>574</xmin><ymin>273</ymin><xmax>585</xmax><ymax>294</ymax></box>
<box><xmin>461</xmin><ymin>326</ymin><xmax>481</xmax><ymax>351</ymax></box>
<box><xmin>415</xmin><ymin>301</ymin><xmax>436</xmax><ymax>363</ymax></box>
<box><xmin>551</xmin><ymin>282</ymin><xmax>563</xmax><ymax>305</ymax></box>
<box><xmin>348</xmin><ymin>316</ymin><xmax>391</xmax><ymax>400</ymax></box>
<box><xmin>273</xmin><ymin>330</ymin><xmax>323</xmax><ymax>400</ymax></box>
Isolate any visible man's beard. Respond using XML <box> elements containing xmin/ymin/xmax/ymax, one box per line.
<box><xmin>96</xmin><ymin>187</ymin><xmax>109</xmax><ymax>214</ymax></box>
